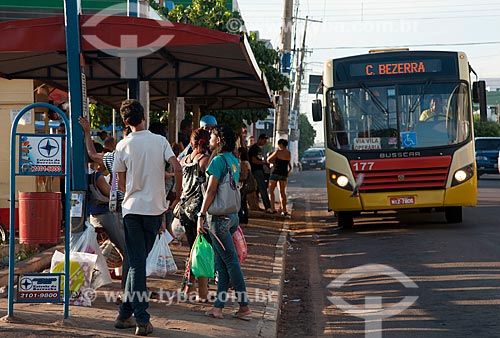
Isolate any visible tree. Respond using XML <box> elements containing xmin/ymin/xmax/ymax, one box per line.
<box><xmin>298</xmin><ymin>114</ymin><xmax>316</xmax><ymax>158</ymax></box>
<box><xmin>166</xmin><ymin>0</ymin><xmax>243</xmax><ymax>33</ymax></box>
<box><xmin>474</xmin><ymin>117</ymin><xmax>500</xmax><ymax>137</ymax></box>
<box><xmin>246</xmin><ymin>32</ymin><xmax>289</xmax><ymax>92</ymax></box>
<box><xmin>160</xmin><ymin>0</ymin><xmax>288</xmax><ymax>131</ymax></box>
<box><xmin>88</xmin><ymin>104</ymin><xmax>116</xmax><ymax>129</ymax></box>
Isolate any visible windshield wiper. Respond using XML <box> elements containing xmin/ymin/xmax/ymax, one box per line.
<box><xmin>359</xmin><ymin>83</ymin><xmax>389</xmax><ymax>116</ymax></box>
<box><xmin>408</xmin><ymin>80</ymin><xmax>433</xmax><ymax>116</ymax></box>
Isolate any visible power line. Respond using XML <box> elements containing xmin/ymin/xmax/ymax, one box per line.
<box><xmin>304</xmin><ymin>8</ymin><xmax>500</xmax><ymax>17</ymax></box>
<box><xmin>241</xmin><ymin>13</ymin><xmax>500</xmax><ymax>21</ymax></box>
<box><xmin>311</xmin><ymin>41</ymin><xmax>500</xmax><ymax>50</ymax></box>
<box><xmin>241</xmin><ymin>2</ymin><xmax>500</xmax><ymax>11</ymax></box>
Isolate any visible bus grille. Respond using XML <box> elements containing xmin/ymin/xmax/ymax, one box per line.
<box><xmin>350</xmin><ymin>156</ymin><xmax>452</xmax><ymax>192</ymax></box>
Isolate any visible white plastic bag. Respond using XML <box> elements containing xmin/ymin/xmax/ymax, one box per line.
<box><xmin>146</xmin><ymin>233</ymin><xmax>178</xmax><ymax>278</ymax></box>
<box><xmin>50</xmin><ymin>250</ymin><xmax>97</xmax><ymax>307</ymax></box>
<box><xmin>70</xmin><ymin>222</ymin><xmax>112</xmax><ymax>289</ymax></box>
<box><xmin>171</xmin><ymin>217</ymin><xmax>186</xmax><ymax>241</ymax></box>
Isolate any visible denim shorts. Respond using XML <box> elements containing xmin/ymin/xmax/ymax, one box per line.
<box><xmin>269</xmin><ymin>174</ymin><xmax>288</xmax><ymax>181</ymax></box>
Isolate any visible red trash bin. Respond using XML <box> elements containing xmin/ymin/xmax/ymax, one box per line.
<box><xmin>18</xmin><ymin>192</ymin><xmax>61</xmax><ymax>244</ymax></box>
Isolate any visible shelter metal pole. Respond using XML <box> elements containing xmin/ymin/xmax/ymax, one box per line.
<box><xmin>168</xmin><ymin>82</ymin><xmax>177</xmax><ymax>145</ymax></box>
<box><xmin>193</xmin><ymin>105</ymin><xmax>201</xmax><ymax>129</ymax></box>
<box><xmin>63</xmin><ymin>0</ymin><xmax>86</xmax><ymax>193</ymax></box>
<box><xmin>127</xmin><ymin>0</ymin><xmax>139</xmax><ymax>17</ymax></box>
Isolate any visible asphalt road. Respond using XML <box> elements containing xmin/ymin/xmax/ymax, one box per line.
<box><xmin>281</xmin><ymin>170</ymin><xmax>500</xmax><ymax>338</ymax></box>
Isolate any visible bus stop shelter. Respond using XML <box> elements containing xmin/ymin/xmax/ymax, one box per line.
<box><xmin>0</xmin><ymin>15</ymin><xmax>273</xmax><ymax>111</ymax></box>
<box><xmin>0</xmin><ymin>13</ymin><xmax>273</xmax><ymax>190</ymax></box>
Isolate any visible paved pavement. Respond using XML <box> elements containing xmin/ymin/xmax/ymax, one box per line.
<box><xmin>0</xmin><ymin>209</ymin><xmax>290</xmax><ymax>337</ymax></box>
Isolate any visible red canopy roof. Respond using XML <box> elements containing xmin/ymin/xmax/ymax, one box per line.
<box><xmin>0</xmin><ymin>15</ymin><xmax>273</xmax><ymax>110</ymax></box>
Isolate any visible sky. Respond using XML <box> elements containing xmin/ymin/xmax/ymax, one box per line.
<box><xmin>236</xmin><ymin>0</ymin><xmax>500</xmax><ymax>143</ymax></box>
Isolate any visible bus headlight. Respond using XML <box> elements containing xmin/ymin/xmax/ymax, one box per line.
<box><xmin>452</xmin><ymin>164</ymin><xmax>474</xmax><ymax>187</ymax></box>
<box><xmin>337</xmin><ymin>176</ymin><xmax>349</xmax><ymax>187</ymax></box>
<box><xmin>329</xmin><ymin>170</ymin><xmax>353</xmax><ymax>191</ymax></box>
<box><xmin>454</xmin><ymin>170</ymin><xmax>467</xmax><ymax>182</ymax></box>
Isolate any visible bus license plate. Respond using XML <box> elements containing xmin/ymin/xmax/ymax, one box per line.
<box><xmin>390</xmin><ymin>196</ymin><xmax>415</xmax><ymax>205</ymax></box>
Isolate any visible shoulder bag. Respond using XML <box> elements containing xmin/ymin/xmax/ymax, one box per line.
<box><xmin>207</xmin><ymin>155</ymin><xmax>241</xmax><ymax>216</ymax></box>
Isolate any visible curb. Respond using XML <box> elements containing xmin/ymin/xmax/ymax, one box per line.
<box><xmin>0</xmin><ymin>245</ymin><xmax>62</xmax><ymax>287</ymax></box>
<box><xmin>256</xmin><ymin>203</ymin><xmax>291</xmax><ymax>337</ymax></box>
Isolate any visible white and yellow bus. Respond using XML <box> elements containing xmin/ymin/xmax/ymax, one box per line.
<box><xmin>312</xmin><ymin>50</ymin><xmax>486</xmax><ymax>228</ymax></box>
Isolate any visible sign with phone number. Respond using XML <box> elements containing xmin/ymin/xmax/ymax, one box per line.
<box><xmin>17</xmin><ymin>273</ymin><xmax>61</xmax><ymax>303</ymax></box>
<box><xmin>19</xmin><ymin>134</ymin><xmax>63</xmax><ymax>175</ymax></box>
<box><xmin>18</xmin><ymin>291</ymin><xmax>60</xmax><ymax>301</ymax></box>
<box><xmin>30</xmin><ymin>165</ymin><xmax>62</xmax><ymax>173</ymax></box>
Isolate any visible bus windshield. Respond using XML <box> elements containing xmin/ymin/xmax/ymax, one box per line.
<box><xmin>325</xmin><ymin>82</ymin><xmax>471</xmax><ymax>151</ymax></box>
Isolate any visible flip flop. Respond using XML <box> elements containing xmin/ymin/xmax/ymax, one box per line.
<box><xmin>232</xmin><ymin>310</ymin><xmax>252</xmax><ymax>321</ymax></box>
<box><xmin>205</xmin><ymin>311</ymin><xmax>224</xmax><ymax>319</ymax></box>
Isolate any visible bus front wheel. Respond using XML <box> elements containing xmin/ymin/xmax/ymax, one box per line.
<box><xmin>445</xmin><ymin>207</ymin><xmax>462</xmax><ymax>223</ymax></box>
<box><xmin>337</xmin><ymin>212</ymin><xmax>354</xmax><ymax>229</ymax></box>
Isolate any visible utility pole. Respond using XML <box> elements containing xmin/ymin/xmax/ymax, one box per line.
<box><xmin>289</xmin><ymin>16</ymin><xmax>321</xmax><ymax>166</ymax></box>
<box><xmin>289</xmin><ymin>17</ymin><xmax>308</xmax><ymax>167</ymax></box>
<box><xmin>275</xmin><ymin>0</ymin><xmax>294</xmax><ymax>145</ymax></box>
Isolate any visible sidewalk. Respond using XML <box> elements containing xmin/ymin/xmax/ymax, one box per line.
<box><xmin>0</xmin><ymin>209</ymin><xmax>289</xmax><ymax>337</ymax></box>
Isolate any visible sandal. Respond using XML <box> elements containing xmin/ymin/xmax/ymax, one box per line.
<box><xmin>232</xmin><ymin>309</ymin><xmax>252</xmax><ymax>321</ymax></box>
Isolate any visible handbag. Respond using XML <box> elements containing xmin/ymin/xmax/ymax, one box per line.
<box><xmin>207</xmin><ymin>155</ymin><xmax>241</xmax><ymax>216</ymax></box>
<box><xmin>232</xmin><ymin>226</ymin><xmax>248</xmax><ymax>264</ymax></box>
<box><xmin>89</xmin><ymin>172</ymin><xmax>109</xmax><ymax>205</ymax></box>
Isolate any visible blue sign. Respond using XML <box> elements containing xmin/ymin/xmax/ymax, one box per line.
<box><xmin>401</xmin><ymin>132</ymin><xmax>417</xmax><ymax>148</ymax></box>
<box><xmin>19</xmin><ymin>134</ymin><xmax>64</xmax><ymax>175</ymax></box>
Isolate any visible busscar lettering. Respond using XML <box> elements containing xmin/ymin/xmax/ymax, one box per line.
<box><xmin>380</xmin><ymin>152</ymin><xmax>421</xmax><ymax>159</ymax></box>
<box><xmin>366</xmin><ymin>62</ymin><xmax>426</xmax><ymax>76</ymax></box>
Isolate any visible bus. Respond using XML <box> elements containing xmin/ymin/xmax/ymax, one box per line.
<box><xmin>312</xmin><ymin>50</ymin><xmax>487</xmax><ymax>228</ymax></box>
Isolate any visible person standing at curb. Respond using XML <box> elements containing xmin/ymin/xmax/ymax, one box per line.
<box><xmin>197</xmin><ymin>125</ymin><xmax>251</xmax><ymax>320</ymax></box>
<box><xmin>267</xmin><ymin>139</ymin><xmax>292</xmax><ymax>216</ymax></box>
<box><xmin>248</xmin><ymin>134</ymin><xmax>273</xmax><ymax>213</ymax></box>
<box><xmin>113</xmin><ymin>99</ymin><xmax>182</xmax><ymax>336</ymax></box>
<box><xmin>178</xmin><ymin>128</ymin><xmax>211</xmax><ymax>302</ymax></box>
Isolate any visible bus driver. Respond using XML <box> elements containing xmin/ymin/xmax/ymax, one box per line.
<box><xmin>419</xmin><ymin>96</ymin><xmax>447</xmax><ymax>121</ymax></box>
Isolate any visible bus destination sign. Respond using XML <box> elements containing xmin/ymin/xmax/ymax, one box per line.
<box><xmin>350</xmin><ymin>59</ymin><xmax>442</xmax><ymax>77</ymax></box>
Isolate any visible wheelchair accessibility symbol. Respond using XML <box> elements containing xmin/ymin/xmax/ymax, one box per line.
<box><xmin>401</xmin><ymin>132</ymin><xmax>417</xmax><ymax>149</ymax></box>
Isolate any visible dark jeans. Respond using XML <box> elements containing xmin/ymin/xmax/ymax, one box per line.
<box><xmin>252</xmin><ymin>170</ymin><xmax>271</xmax><ymax>209</ymax></box>
<box><xmin>207</xmin><ymin>213</ymin><xmax>249</xmax><ymax>309</ymax></box>
<box><xmin>119</xmin><ymin>213</ymin><xmax>162</xmax><ymax>324</ymax></box>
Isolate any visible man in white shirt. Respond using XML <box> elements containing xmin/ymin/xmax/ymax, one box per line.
<box><xmin>113</xmin><ymin>99</ymin><xmax>181</xmax><ymax>336</ymax></box>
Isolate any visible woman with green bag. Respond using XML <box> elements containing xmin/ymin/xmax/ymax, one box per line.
<box><xmin>197</xmin><ymin>125</ymin><xmax>251</xmax><ymax>320</ymax></box>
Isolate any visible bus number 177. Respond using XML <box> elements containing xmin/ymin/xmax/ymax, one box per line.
<box><xmin>352</xmin><ymin>162</ymin><xmax>375</xmax><ymax>171</ymax></box>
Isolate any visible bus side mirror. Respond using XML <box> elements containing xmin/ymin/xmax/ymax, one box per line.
<box><xmin>473</xmin><ymin>81</ymin><xmax>487</xmax><ymax>121</ymax></box>
<box><xmin>312</xmin><ymin>99</ymin><xmax>322</xmax><ymax>122</ymax></box>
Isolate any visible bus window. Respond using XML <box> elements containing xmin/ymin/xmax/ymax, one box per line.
<box><xmin>326</xmin><ymin>82</ymin><xmax>471</xmax><ymax>151</ymax></box>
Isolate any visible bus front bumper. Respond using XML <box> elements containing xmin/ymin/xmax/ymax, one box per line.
<box><xmin>328</xmin><ymin>178</ymin><xmax>476</xmax><ymax>212</ymax></box>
